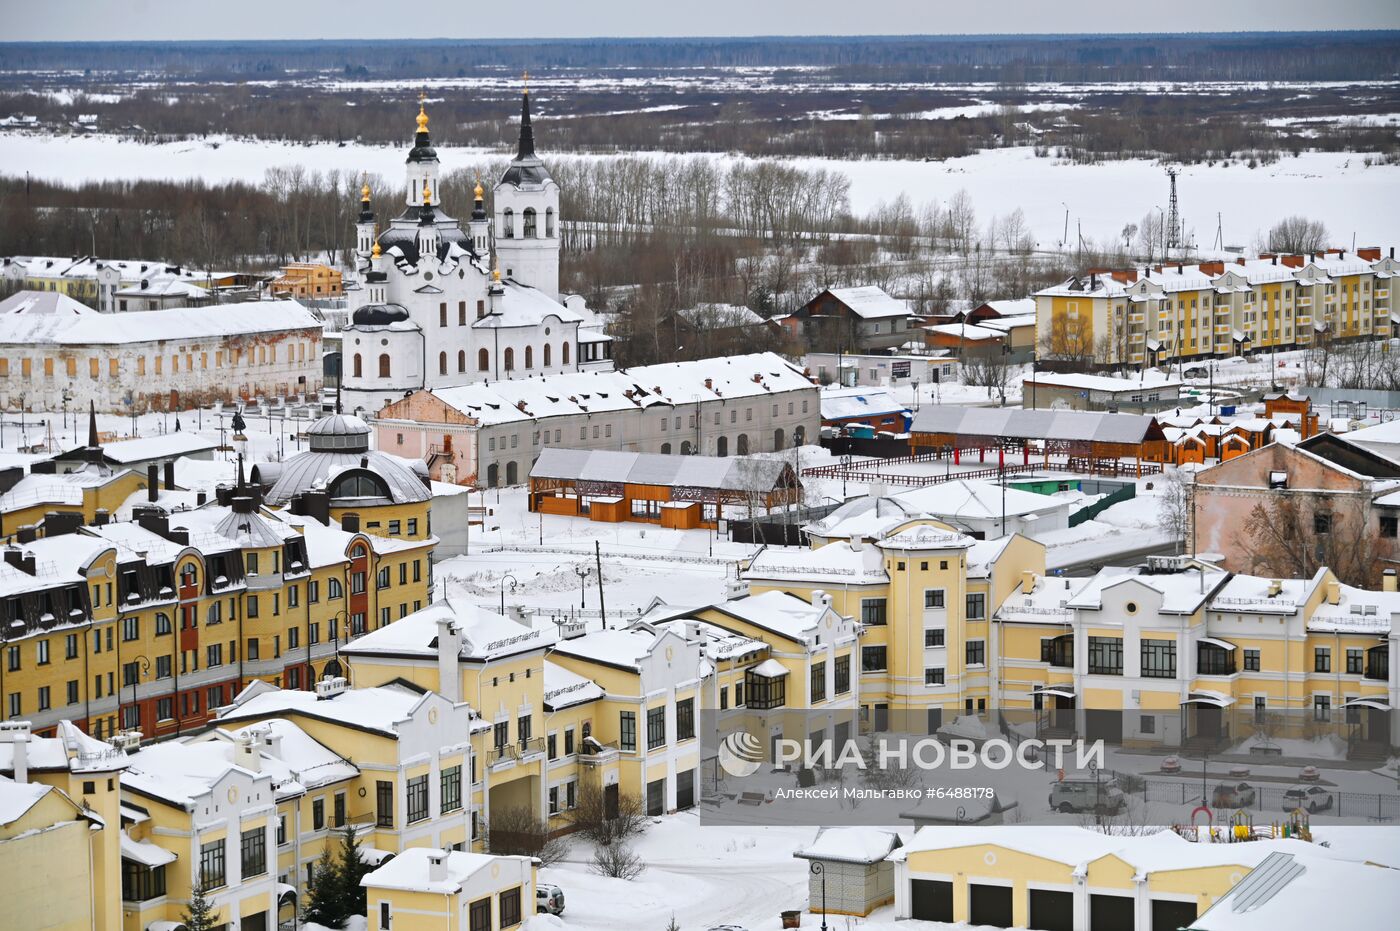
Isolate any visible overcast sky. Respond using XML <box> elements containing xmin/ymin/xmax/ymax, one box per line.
<box><xmin>7</xmin><ymin>0</ymin><xmax>1400</xmax><ymax>42</ymax></box>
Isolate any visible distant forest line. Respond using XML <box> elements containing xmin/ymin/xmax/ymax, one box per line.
<box><xmin>0</xmin><ymin>32</ymin><xmax>1397</xmax><ymax>81</ymax></box>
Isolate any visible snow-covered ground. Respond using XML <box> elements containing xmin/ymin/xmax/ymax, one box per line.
<box><xmin>3</xmin><ymin>130</ymin><xmax>1396</xmax><ymax>247</ymax></box>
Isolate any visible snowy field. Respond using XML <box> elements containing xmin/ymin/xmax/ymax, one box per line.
<box><xmin>2</xmin><ymin>130</ymin><xmax>1397</xmax><ymax>248</ymax></box>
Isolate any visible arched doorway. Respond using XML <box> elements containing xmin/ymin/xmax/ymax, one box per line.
<box><xmin>737</xmin><ymin>433</ymin><xmax>749</xmax><ymax>455</ymax></box>
<box><xmin>716</xmin><ymin>435</ymin><xmax>728</xmax><ymax>457</ymax></box>
<box><xmin>793</xmin><ymin>425</ymin><xmax>806</xmax><ymax>446</ymax></box>
<box><xmin>323</xmin><ymin>658</ymin><xmax>344</xmax><ymax>679</ymax></box>
<box><xmin>487</xmin><ymin>463</ymin><xmax>500</xmax><ymax>487</ymax></box>
<box><xmin>661</xmin><ymin>443</ymin><xmax>672</xmax><ymax>455</ymax></box>
<box><xmin>506</xmin><ymin>461</ymin><xmax>518</xmax><ymax>485</ymax></box>
<box><xmin>680</xmin><ymin>441</ymin><xmax>693</xmax><ymax>455</ymax></box>
<box><xmin>773</xmin><ymin>428</ymin><xmax>785</xmax><ymax>450</ymax></box>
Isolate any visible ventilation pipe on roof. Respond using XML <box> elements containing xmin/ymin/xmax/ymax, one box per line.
<box><xmin>147</xmin><ymin>463</ymin><xmax>159</xmax><ymax>502</ymax></box>
<box><xmin>1384</xmin><ymin>569</ymin><xmax>1397</xmax><ymax>594</ymax></box>
<box><xmin>1267</xmin><ymin>579</ymin><xmax>1283</xmax><ymax>597</ymax></box>
<box><xmin>1325</xmin><ymin>579</ymin><xmax>1341</xmax><ymax>605</ymax></box>
<box><xmin>428</xmin><ymin>851</ymin><xmax>449</xmax><ymax>884</ymax></box>
<box><xmin>164</xmin><ymin>460</ymin><xmax>176</xmax><ymax>492</ymax></box>
<box><xmin>849</xmin><ymin>533</ymin><xmax>863</xmax><ymax>552</ymax></box>
<box><xmin>233</xmin><ymin>732</ymin><xmax>261</xmax><ymax>773</ymax></box>
<box><xmin>9</xmin><ymin>730</ymin><xmax>27</xmax><ymax>784</ymax></box>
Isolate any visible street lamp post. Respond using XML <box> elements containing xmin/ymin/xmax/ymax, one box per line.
<box><xmin>809</xmin><ymin>861</ymin><xmax>828</xmax><ymax>931</ymax></box>
<box><xmin>500</xmin><ymin>574</ymin><xmax>518</xmax><ymax>616</ymax></box>
<box><xmin>572</xmin><ymin>566</ymin><xmax>590</xmax><ymax>610</ymax></box>
<box><xmin>126</xmin><ymin>655</ymin><xmax>151</xmax><ymax>734</ymax></box>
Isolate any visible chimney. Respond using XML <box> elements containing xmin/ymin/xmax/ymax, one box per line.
<box><xmin>147</xmin><ymin>463</ymin><xmax>159</xmax><ymax>502</ymax></box>
<box><xmin>2</xmin><ymin>725</ymin><xmax>30</xmax><ymax>784</ymax></box>
<box><xmin>341</xmin><ymin>513</ymin><xmax>360</xmax><ymax>533</ymax></box>
<box><xmin>164</xmin><ymin>459</ymin><xmax>176</xmax><ymax>491</ymax></box>
<box><xmin>427</xmin><ymin>850</ymin><xmax>449</xmax><ymax>884</ymax></box>
<box><xmin>233</xmin><ymin>732</ymin><xmax>261</xmax><ymax>773</ymax></box>
<box><xmin>1358</xmin><ymin>247</ymin><xmax>1381</xmax><ymax>262</ymax></box>
<box><xmin>260</xmin><ymin>728</ymin><xmax>284</xmax><ymax>760</ymax></box>
<box><xmin>1267</xmin><ymin>579</ymin><xmax>1283</xmax><ymax>597</ymax></box>
<box><xmin>231</xmin><ymin>495</ymin><xmax>255</xmax><ymax>515</ymax></box>
<box><xmin>1325</xmin><ymin>579</ymin><xmax>1341</xmax><ymax>606</ymax></box>
<box><xmin>1384</xmin><ymin>569</ymin><xmax>1398</xmax><ymax>593</ymax></box>
<box><xmin>93</xmin><ymin>508</ymin><xmax>109</xmax><ymax>526</ymax></box>
<box><xmin>435</xmin><ymin>616</ymin><xmax>461</xmax><ymax>703</ymax></box>
<box><xmin>849</xmin><ymin>533</ymin><xmax>862</xmax><ymax>552</ymax></box>
<box><xmin>704</xmin><ymin>378</ymin><xmax>713</xmax><ymax>390</ymax></box>
<box><xmin>15</xmin><ymin>525</ymin><xmax>36</xmax><ymax>545</ymax></box>
<box><xmin>1021</xmin><ymin>570</ymin><xmax>1036</xmax><ymax>594</ymax></box>
<box><xmin>816</xmin><ymin>591</ymin><xmax>834</xmax><ymax>612</ymax></box>
<box><xmin>196</xmin><ymin>491</ymin><xmax>207</xmax><ymax>506</ymax></box>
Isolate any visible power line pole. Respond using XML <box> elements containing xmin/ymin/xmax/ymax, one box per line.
<box><xmin>594</xmin><ymin>540</ymin><xmax>607</xmax><ymax>629</ymax></box>
<box><xmin>1165</xmin><ymin>167</ymin><xmax>1181</xmax><ymax>260</ymax></box>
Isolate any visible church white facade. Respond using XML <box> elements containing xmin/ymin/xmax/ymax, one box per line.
<box><xmin>341</xmin><ymin>90</ymin><xmax>613</xmax><ymax>415</ymax></box>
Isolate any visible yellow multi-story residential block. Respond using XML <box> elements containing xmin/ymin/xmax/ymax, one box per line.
<box><xmin>1034</xmin><ymin>247</ymin><xmax>1399</xmax><ymax>365</ymax></box>
<box><xmin>745</xmin><ymin>509</ymin><xmax>1043</xmax><ymax>730</ymax></box>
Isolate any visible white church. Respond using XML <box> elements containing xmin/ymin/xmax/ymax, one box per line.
<box><xmin>341</xmin><ymin>88</ymin><xmax>613</xmax><ymax>414</ymax></box>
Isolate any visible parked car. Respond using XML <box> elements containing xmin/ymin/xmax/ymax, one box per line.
<box><xmin>1282</xmin><ymin>784</ymin><xmax>1334</xmax><ymax>813</ymax></box>
<box><xmin>1049</xmin><ymin>778</ymin><xmax>1126</xmax><ymax>814</ymax></box>
<box><xmin>1212</xmin><ymin>782</ymin><xmax>1258</xmax><ymax>808</ymax></box>
<box><xmin>1184</xmin><ymin>366</ymin><xmax>1209</xmax><ymax>378</ymax></box>
<box><xmin>537</xmin><ymin>882</ymin><xmax>565</xmax><ymax>915</ymax></box>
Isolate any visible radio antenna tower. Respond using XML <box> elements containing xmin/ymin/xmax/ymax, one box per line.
<box><xmin>1165</xmin><ymin>167</ymin><xmax>1181</xmax><ymax>259</ymax></box>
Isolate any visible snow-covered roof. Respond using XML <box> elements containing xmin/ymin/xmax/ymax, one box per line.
<box><xmin>979</xmin><ymin>298</ymin><xmax>1037</xmax><ymax>317</ymax></box>
<box><xmin>425</xmin><ymin>352</ymin><xmax>813</xmax><ymax>429</ymax></box>
<box><xmin>0</xmin><ymin>722</ymin><xmax>126</xmax><ymax>776</ymax></box>
<box><xmin>875</xmin><ymin>521</ymin><xmax>979</xmax><ymax>552</ymax></box>
<box><xmin>340</xmin><ymin>598</ymin><xmax>554</xmax><ymax>663</ymax></box>
<box><xmin>362</xmin><ymin>847</ymin><xmax>521</xmax><ymax>895</ymax></box>
<box><xmin>652</xmin><ymin>616</ymin><xmax>767</xmax><ymax>661</ymax></box>
<box><xmin>745</xmin><ymin>539</ymin><xmax>889</xmax><ymax>584</ymax></box>
<box><xmin>120</xmin><ymin>831</ymin><xmax>178</xmax><ymax>867</ymax></box>
<box><xmin>99</xmin><ymin>432</ymin><xmax>217</xmax><ymax>464</ymax></box>
<box><xmin>899</xmin><ymin>480</ymin><xmax>1071</xmax><ymax>522</ymax></box>
<box><xmin>0</xmin><ymin>292</ymin><xmax>319</xmax><ymax>346</ymax></box>
<box><xmin>795</xmin><ymin>827</ymin><xmax>902</xmax><ymax>864</ymax></box>
<box><xmin>911</xmin><ymin>405</ymin><xmax>1164</xmax><ymax>445</ymax></box>
<box><xmin>0</xmin><ymin>779</ymin><xmax>58</xmax><ymax>827</ymax></box>
<box><xmin>543</xmin><ymin>660</ymin><xmax>605</xmax><ymax>709</ymax></box>
<box><xmin>706</xmin><ymin>590</ymin><xmax>833</xmax><ymax>645</ymax></box>
<box><xmin>1023</xmin><ymin>370</ymin><xmax>1182</xmax><ymax>394</ymax></box>
<box><xmin>822</xmin><ymin>286</ymin><xmax>911</xmax><ymax>319</ymax></box>
<box><xmin>996</xmin><ymin>574</ymin><xmax>1078</xmax><ymax>624</ymax></box>
<box><xmin>819</xmin><ymin>387</ymin><xmax>907</xmax><ymax>422</ymax></box>
<box><xmin>1307</xmin><ymin>582</ymin><xmax>1400</xmax><ymax>634</ymax></box>
<box><xmin>675</xmin><ymin>303</ymin><xmax>767</xmax><ymax>327</ymax></box>
<box><xmin>473</xmin><ymin>279</ymin><xmax>582</xmax><ymax>329</ymax></box>
<box><xmin>1067</xmin><ymin>564</ymin><xmax>1229</xmax><ymax>614</ymax></box>
<box><xmin>218</xmin><ymin>681</ymin><xmax>444</xmax><ymax>738</ymax></box>
<box><xmin>1191</xmin><ymin>850</ymin><xmax>1400</xmax><ymax>931</ymax></box>
<box><xmin>1210</xmin><ymin>572</ymin><xmax>1321</xmax><ymax>616</ymax></box>
<box><xmin>0</xmin><ymin>466</ymin><xmax>123</xmax><ymax>513</ymax></box>
<box><xmin>530</xmin><ymin>447</ymin><xmax>793</xmax><ymax>493</ymax></box>
<box><xmin>925</xmin><ymin>322</ymin><xmax>1004</xmax><ymax>340</ymax></box>
<box><xmin>550</xmin><ymin>627</ymin><xmax>666</xmax><ymax>672</ymax></box>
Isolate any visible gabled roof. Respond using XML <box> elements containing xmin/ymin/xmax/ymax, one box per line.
<box><xmin>911</xmin><ymin>405</ymin><xmax>1165</xmax><ymax>445</ymax></box>
<box><xmin>530</xmin><ymin>447</ymin><xmax>794</xmax><ymax>494</ymax></box>
<box><xmin>816</xmin><ymin>286</ymin><xmax>911</xmax><ymax>319</ymax></box>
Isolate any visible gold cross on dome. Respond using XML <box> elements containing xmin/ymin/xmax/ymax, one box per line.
<box><xmin>419</xmin><ymin>88</ymin><xmax>427</xmax><ymax>103</ymax></box>
<box><xmin>523</xmin><ymin>70</ymin><xmax>529</xmax><ymax>92</ymax></box>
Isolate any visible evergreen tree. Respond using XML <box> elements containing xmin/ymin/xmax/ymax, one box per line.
<box><xmin>182</xmin><ymin>877</ymin><xmax>220</xmax><ymax>931</ymax></box>
<box><xmin>337</xmin><ymin>823</ymin><xmax>373</xmax><ymax>918</ymax></box>
<box><xmin>301</xmin><ymin>845</ymin><xmax>344</xmax><ymax>929</ymax></box>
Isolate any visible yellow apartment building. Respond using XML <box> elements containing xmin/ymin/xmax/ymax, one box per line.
<box><xmin>361</xmin><ymin>846</ymin><xmax>535</xmax><ymax>931</ymax></box>
<box><xmin>1034</xmin><ymin>247</ymin><xmax>1399</xmax><ymax>366</ymax></box>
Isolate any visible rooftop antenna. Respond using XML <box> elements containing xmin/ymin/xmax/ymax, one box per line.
<box><xmin>1165</xmin><ymin>167</ymin><xmax>1181</xmax><ymax>259</ymax></box>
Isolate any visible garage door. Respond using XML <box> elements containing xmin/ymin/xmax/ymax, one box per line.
<box><xmin>970</xmin><ymin>884</ymin><xmax>1014</xmax><ymax>928</ymax></box>
<box><xmin>911</xmin><ymin>879</ymin><xmax>954</xmax><ymax>922</ymax></box>
<box><xmin>1090</xmin><ymin>893</ymin><xmax>1134</xmax><ymax>930</ymax></box>
<box><xmin>1029</xmin><ymin>889</ymin><xmax>1074</xmax><ymax>931</ymax></box>
<box><xmin>1152</xmin><ymin>898</ymin><xmax>1198</xmax><ymax>931</ymax></box>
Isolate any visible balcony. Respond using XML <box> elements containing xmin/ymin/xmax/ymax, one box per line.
<box><xmin>490</xmin><ymin>737</ymin><xmax>547</xmax><ymax>769</ymax></box>
<box><xmin>578</xmin><ymin>738</ymin><xmax>622</xmax><ymax>766</ymax></box>
<box><xmin>1214</xmin><ymin>324</ymin><xmax>1232</xmax><ymax>335</ymax></box>
<box><xmin>1128</xmin><ymin>312</ymin><xmax>1145</xmax><ymax>325</ymax></box>
<box><xmin>1298</xmin><ymin>297</ymin><xmax>1312</xmax><ymax>307</ymax></box>
<box><xmin>1215</xmin><ymin>305</ymin><xmax>1232</xmax><ymax>315</ymax></box>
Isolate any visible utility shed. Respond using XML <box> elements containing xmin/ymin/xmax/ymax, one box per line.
<box><xmin>794</xmin><ymin>827</ymin><xmax>903</xmax><ymax>917</ymax></box>
<box><xmin>909</xmin><ymin>405</ymin><xmax>1167</xmax><ymax>477</ymax></box>
<box><xmin>528</xmin><ymin>447</ymin><xmax>801</xmax><ymax>528</ymax></box>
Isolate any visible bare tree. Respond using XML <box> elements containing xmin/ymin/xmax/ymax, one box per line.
<box><xmin>1266</xmin><ymin>215</ymin><xmax>1329</xmax><ymax>254</ymax></box>
<box><xmin>1235</xmin><ymin>495</ymin><xmax>1380</xmax><ymax>586</ymax></box>
<box><xmin>572</xmin><ymin>783</ymin><xmax>648</xmax><ymax>846</ymax></box>
<box><xmin>486</xmin><ymin>806</ymin><xmax>567</xmax><ymax>865</ymax></box>
<box><xmin>1157</xmin><ymin>468</ymin><xmax>1193</xmax><ymax>554</ymax></box>
<box><xmin>590</xmin><ymin>841</ymin><xmax>646</xmax><ymax>880</ymax></box>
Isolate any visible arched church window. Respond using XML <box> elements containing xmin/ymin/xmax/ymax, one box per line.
<box><xmin>438</xmin><ymin>352</ymin><xmax>447</xmax><ymax>375</ymax></box>
<box><xmin>352</xmin><ymin>354</ymin><xmax>363</xmax><ymax>378</ymax></box>
<box><xmin>504</xmin><ymin>348</ymin><xmax>515</xmax><ymax>371</ymax></box>
<box><xmin>543</xmin><ymin>344</ymin><xmax>552</xmax><ymax>367</ymax></box>
<box><xmin>562</xmin><ymin>342</ymin><xmax>571</xmax><ymax>366</ymax></box>
<box><xmin>458</xmin><ymin>350</ymin><xmax>466</xmax><ymax>373</ymax></box>
<box><xmin>502</xmin><ymin>208</ymin><xmax>514</xmax><ymax>239</ymax></box>
<box><xmin>525</xmin><ymin>345</ymin><xmax>533</xmax><ymax>369</ymax></box>
<box><xmin>523</xmin><ymin>208</ymin><xmax>537</xmax><ymax>238</ymax></box>
<box><xmin>546</xmin><ymin>207</ymin><xmax>556</xmax><ymax>238</ymax></box>
<box><xmin>378</xmin><ymin>354</ymin><xmax>391</xmax><ymax>378</ymax></box>
<box><xmin>478</xmin><ymin>348</ymin><xmax>490</xmax><ymax>371</ymax></box>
